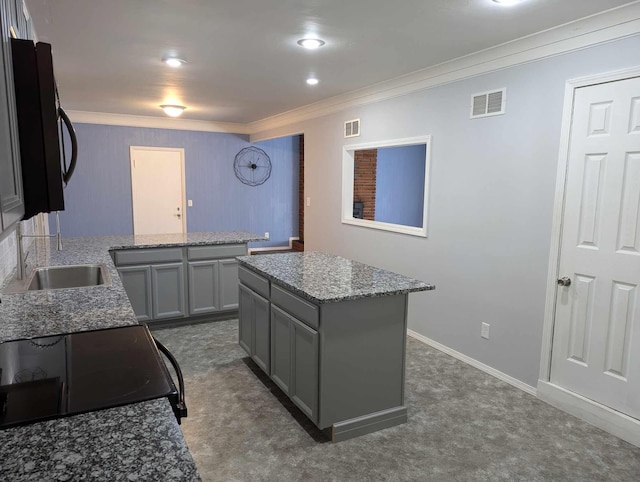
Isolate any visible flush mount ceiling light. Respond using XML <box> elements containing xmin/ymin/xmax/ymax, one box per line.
<box><xmin>297</xmin><ymin>38</ymin><xmax>325</xmax><ymax>50</ymax></box>
<box><xmin>491</xmin><ymin>0</ymin><xmax>523</xmax><ymax>5</ymax></box>
<box><xmin>306</xmin><ymin>77</ymin><xmax>319</xmax><ymax>85</ymax></box>
<box><xmin>160</xmin><ymin>104</ymin><xmax>186</xmax><ymax>117</ymax></box>
<box><xmin>163</xmin><ymin>56</ymin><xmax>186</xmax><ymax>68</ymax></box>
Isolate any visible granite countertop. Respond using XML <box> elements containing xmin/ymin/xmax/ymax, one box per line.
<box><xmin>237</xmin><ymin>251</ymin><xmax>434</xmax><ymax>304</ymax></box>
<box><xmin>0</xmin><ymin>231</ymin><xmax>260</xmax><ymax>481</ymax></box>
<box><xmin>106</xmin><ymin>231</ymin><xmax>266</xmax><ymax>250</ymax></box>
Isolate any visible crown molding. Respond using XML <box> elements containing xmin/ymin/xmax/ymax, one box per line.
<box><xmin>248</xmin><ymin>2</ymin><xmax>640</xmax><ymax>134</ymax></box>
<box><xmin>66</xmin><ymin>110</ymin><xmax>250</xmax><ymax>135</ymax></box>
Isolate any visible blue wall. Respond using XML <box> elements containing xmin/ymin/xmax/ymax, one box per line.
<box><xmin>375</xmin><ymin>144</ymin><xmax>426</xmax><ymax>227</ymax></box>
<box><xmin>52</xmin><ymin>124</ymin><xmax>299</xmax><ymax>246</ymax></box>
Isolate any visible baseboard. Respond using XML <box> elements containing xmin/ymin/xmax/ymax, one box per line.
<box><xmin>407</xmin><ymin>329</ymin><xmax>537</xmax><ymax>396</ymax></box>
<box><xmin>248</xmin><ymin>237</ymin><xmax>299</xmax><ymax>254</ymax></box>
<box><xmin>537</xmin><ymin>381</ymin><xmax>640</xmax><ymax>448</ymax></box>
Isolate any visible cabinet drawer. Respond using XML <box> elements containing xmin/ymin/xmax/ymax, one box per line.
<box><xmin>238</xmin><ymin>266</ymin><xmax>270</xmax><ymax>298</ymax></box>
<box><xmin>187</xmin><ymin>244</ymin><xmax>246</xmax><ymax>260</ymax></box>
<box><xmin>271</xmin><ymin>284</ymin><xmax>319</xmax><ymax>330</ymax></box>
<box><xmin>113</xmin><ymin>248</ymin><xmax>183</xmax><ymax>266</ymax></box>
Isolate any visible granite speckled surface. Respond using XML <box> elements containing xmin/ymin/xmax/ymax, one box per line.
<box><xmin>0</xmin><ymin>232</ymin><xmax>257</xmax><ymax>481</ymax></box>
<box><xmin>0</xmin><ymin>399</ymin><xmax>199</xmax><ymax>482</ymax></box>
<box><xmin>107</xmin><ymin>231</ymin><xmax>265</xmax><ymax>250</ymax></box>
<box><xmin>237</xmin><ymin>251</ymin><xmax>434</xmax><ymax>304</ymax></box>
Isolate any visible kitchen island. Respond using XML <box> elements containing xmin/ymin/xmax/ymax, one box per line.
<box><xmin>0</xmin><ymin>231</ymin><xmax>262</xmax><ymax>481</ymax></box>
<box><xmin>236</xmin><ymin>251</ymin><xmax>434</xmax><ymax>442</ymax></box>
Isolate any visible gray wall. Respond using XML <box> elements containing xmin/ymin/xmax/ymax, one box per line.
<box><xmin>52</xmin><ymin>124</ymin><xmax>299</xmax><ymax>247</ymax></box>
<box><xmin>252</xmin><ymin>35</ymin><xmax>640</xmax><ymax>388</ymax></box>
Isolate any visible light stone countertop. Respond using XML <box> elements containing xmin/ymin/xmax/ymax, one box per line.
<box><xmin>237</xmin><ymin>251</ymin><xmax>434</xmax><ymax>304</ymax></box>
<box><xmin>0</xmin><ymin>231</ymin><xmax>261</xmax><ymax>481</ymax></box>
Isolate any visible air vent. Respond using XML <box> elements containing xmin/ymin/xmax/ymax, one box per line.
<box><xmin>470</xmin><ymin>88</ymin><xmax>506</xmax><ymax>119</ymax></box>
<box><xmin>344</xmin><ymin>118</ymin><xmax>360</xmax><ymax>138</ymax></box>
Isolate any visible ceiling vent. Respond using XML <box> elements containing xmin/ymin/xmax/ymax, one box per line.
<box><xmin>344</xmin><ymin>118</ymin><xmax>360</xmax><ymax>138</ymax></box>
<box><xmin>470</xmin><ymin>88</ymin><xmax>506</xmax><ymax>119</ymax></box>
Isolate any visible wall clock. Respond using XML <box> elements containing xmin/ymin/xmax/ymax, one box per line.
<box><xmin>233</xmin><ymin>147</ymin><xmax>272</xmax><ymax>186</ymax></box>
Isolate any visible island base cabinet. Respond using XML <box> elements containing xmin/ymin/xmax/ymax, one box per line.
<box><xmin>270</xmin><ymin>305</ymin><xmax>291</xmax><ymax>392</ymax></box>
<box><xmin>290</xmin><ymin>316</ymin><xmax>319</xmax><ymax>422</ymax></box>
<box><xmin>238</xmin><ymin>261</ymin><xmax>418</xmax><ymax>442</ymax></box>
<box><xmin>270</xmin><ymin>304</ymin><xmax>318</xmax><ymax>423</ymax></box>
<box><xmin>238</xmin><ymin>285</ymin><xmax>253</xmax><ymax>355</ymax></box>
<box><xmin>238</xmin><ymin>283</ymin><xmax>270</xmax><ymax>374</ymax></box>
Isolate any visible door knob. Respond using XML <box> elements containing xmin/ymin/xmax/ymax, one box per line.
<box><xmin>557</xmin><ymin>277</ymin><xmax>571</xmax><ymax>287</ymax></box>
<box><xmin>175</xmin><ymin>213</ymin><xmax>182</xmax><ymax>218</ymax></box>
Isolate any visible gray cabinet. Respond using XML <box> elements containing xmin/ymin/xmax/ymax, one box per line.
<box><xmin>187</xmin><ymin>257</ymin><xmax>240</xmax><ymax>316</ymax></box>
<box><xmin>151</xmin><ymin>262</ymin><xmax>186</xmax><ymax>319</ymax></box>
<box><xmin>219</xmin><ymin>258</ymin><xmax>239</xmax><ymax>310</ymax></box>
<box><xmin>270</xmin><ymin>304</ymin><xmax>318</xmax><ymax>422</ymax></box>
<box><xmin>270</xmin><ymin>304</ymin><xmax>291</xmax><ymax>391</ymax></box>
<box><xmin>238</xmin><ymin>284</ymin><xmax>253</xmax><ymax>355</ymax></box>
<box><xmin>0</xmin><ymin>0</ymin><xmax>25</xmax><ymax>233</ymax></box>
<box><xmin>238</xmin><ymin>263</ymin><xmax>411</xmax><ymax>442</ymax></box>
<box><xmin>289</xmin><ymin>315</ymin><xmax>319</xmax><ymax>421</ymax></box>
<box><xmin>114</xmin><ymin>244</ymin><xmax>245</xmax><ymax>322</ymax></box>
<box><xmin>118</xmin><ymin>265</ymin><xmax>152</xmax><ymax>322</ymax></box>
<box><xmin>188</xmin><ymin>260</ymin><xmax>219</xmax><ymax>315</ymax></box>
<box><xmin>239</xmin><ymin>283</ymin><xmax>270</xmax><ymax>373</ymax></box>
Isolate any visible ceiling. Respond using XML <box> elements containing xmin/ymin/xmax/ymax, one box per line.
<box><xmin>25</xmin><ymin>0</ymin><xmax>636</xmax><ymax>124</ymax></box>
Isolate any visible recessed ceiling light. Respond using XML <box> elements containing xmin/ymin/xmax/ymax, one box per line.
<box><xmin>297</xmin><ymin>38</ymin><xmax>325</xmax><ymax>50</ymax></box>
<box><xmin>160</xmin><ymin>104</ymin><xmax>186</xmax><ymax>117</ymax></box>
<box><xmin>163</xmin><ymin>56</ymin><xmax>186</xmax><ymax>68</ymax></box>
<box><xmin>491</xmin><ymin>0</ymin><xmax>522</xmax><ymax>5</ymax></box>
<box><xmin>306</xmin><ymin>77</ymin><xmax>319</xmax><ymax>85</ymax></box>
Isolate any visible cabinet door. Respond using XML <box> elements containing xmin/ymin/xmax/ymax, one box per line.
<box><xmin>270</xmin><ymin>305</ymin><xmax>292</xmax><ymax>394</ymax></box>
<box><xmin>0</xmin><ymin>3</ymin><xmax>24</xmax><ymax>231</ymax></box>
<box><xmin>188</xmin><ymin>260</ymin><xmax>219</xmax><ymax>315</ymax></box>
<box><xmin>238</xmin><ymin>283</ymin><xmax>253</xmax><ymax>356</ymax></box>
<box><xmin>151</xmin><ymin>263</ymin><xmax>186</xmax><ymax>319</ymax></box>
<box><xmin>252</xmin><ymin>290</ymin><xmax>270</xmax><ymax>374</ymax></box>
<box><xmin>290</xmin><ymin>316</ymin><xmax>319</xmax><ymax>423</ymax></box>
<box><xmin>118</xmin><ymin>265</ymin><xmax>152</xmax><ymax>322</ymax></box>
<box><xmin>219</xmin><ymin>258</ymin><xmax>239</xmax><ymax>310</ymax></box>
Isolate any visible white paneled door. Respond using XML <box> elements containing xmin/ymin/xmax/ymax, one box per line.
<box><xmin>130</xmin><ymin>147</ymin><xmax>186</xmax><ymax>235</ymax></box>
<box><xmin>551</xmin><ymin>76</ymin><xmax>640</xmax><ymax>419</ymax></box>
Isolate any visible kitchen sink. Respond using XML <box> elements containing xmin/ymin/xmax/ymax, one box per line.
<box><xmin>26</xmin><ymin>264</ymin><xmax>112</xmax><ymax>291</ymax></box>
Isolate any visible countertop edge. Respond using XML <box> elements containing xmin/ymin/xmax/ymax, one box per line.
<box><xmin>236</xmin><ymin>256</ymin><xmax>434</xmax><ymax>305</ymax></box>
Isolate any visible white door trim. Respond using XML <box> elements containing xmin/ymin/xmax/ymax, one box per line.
<box><xmin>129</xmin><ymin>146</ymin><xmax>187</xmax><ymax>234</ymax></box>
<box><xmin>538</xmin><ymin>66</ymin><xmax>640</xmax><ymax>447</ymax></box>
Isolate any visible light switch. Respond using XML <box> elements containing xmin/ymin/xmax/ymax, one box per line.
<box><xmin>188</xmin><ymin>200</ymin><xmax>193</xmax><ymax>207</ymax></box>
<box><xmin>306</xmin><ymin>197</ymin><xmax>311</xmax><ymax>207</ymax></box>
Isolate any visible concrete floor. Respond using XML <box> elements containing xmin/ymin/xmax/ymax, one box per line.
<box><xmin>152</xmin><ymin>320</ymin><xmax>640</xmax><ymax>482</ymax></box>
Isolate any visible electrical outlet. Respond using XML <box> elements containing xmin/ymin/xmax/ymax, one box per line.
<box><xmin>264</xmin><ymin>232</ymin><xmax>270</xmax><ymax>240</ymax></box>
<box><xmin>481</xmin><ymin>322</ymin><xmax>490</xmax><ymax>340</ymax></box>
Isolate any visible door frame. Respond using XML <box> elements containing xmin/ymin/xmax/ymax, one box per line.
<box><xmin>537</xmin><ymin>66</ymin><xmax>640</xmax><ymax>447</ymax></box>
<box><xmin>129</xmin><ymin>146</ymin><xmax>187</xmax><ymax>235</ymax></box>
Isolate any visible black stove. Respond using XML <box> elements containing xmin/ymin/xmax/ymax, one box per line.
<box><xmin>0</xmin><ymin>325</ymin><xmax>186</xmax><ymax>429</ymax></box>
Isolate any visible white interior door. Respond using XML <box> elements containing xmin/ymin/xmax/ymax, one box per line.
<box><xmin>130</xmin><ymin>147</ymin><xmax>186</xmax><ymax>235</ymax></box>
<box><xmin>550</xmin><ymin>76</ymin><xmax>640</xmax><ymax>419</ymax></box>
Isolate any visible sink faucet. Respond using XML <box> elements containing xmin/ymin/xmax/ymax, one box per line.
<box><xmin>16</xmin><ymin>212</ymin><xmax>63</xmax><ymax>281</ymax></box>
